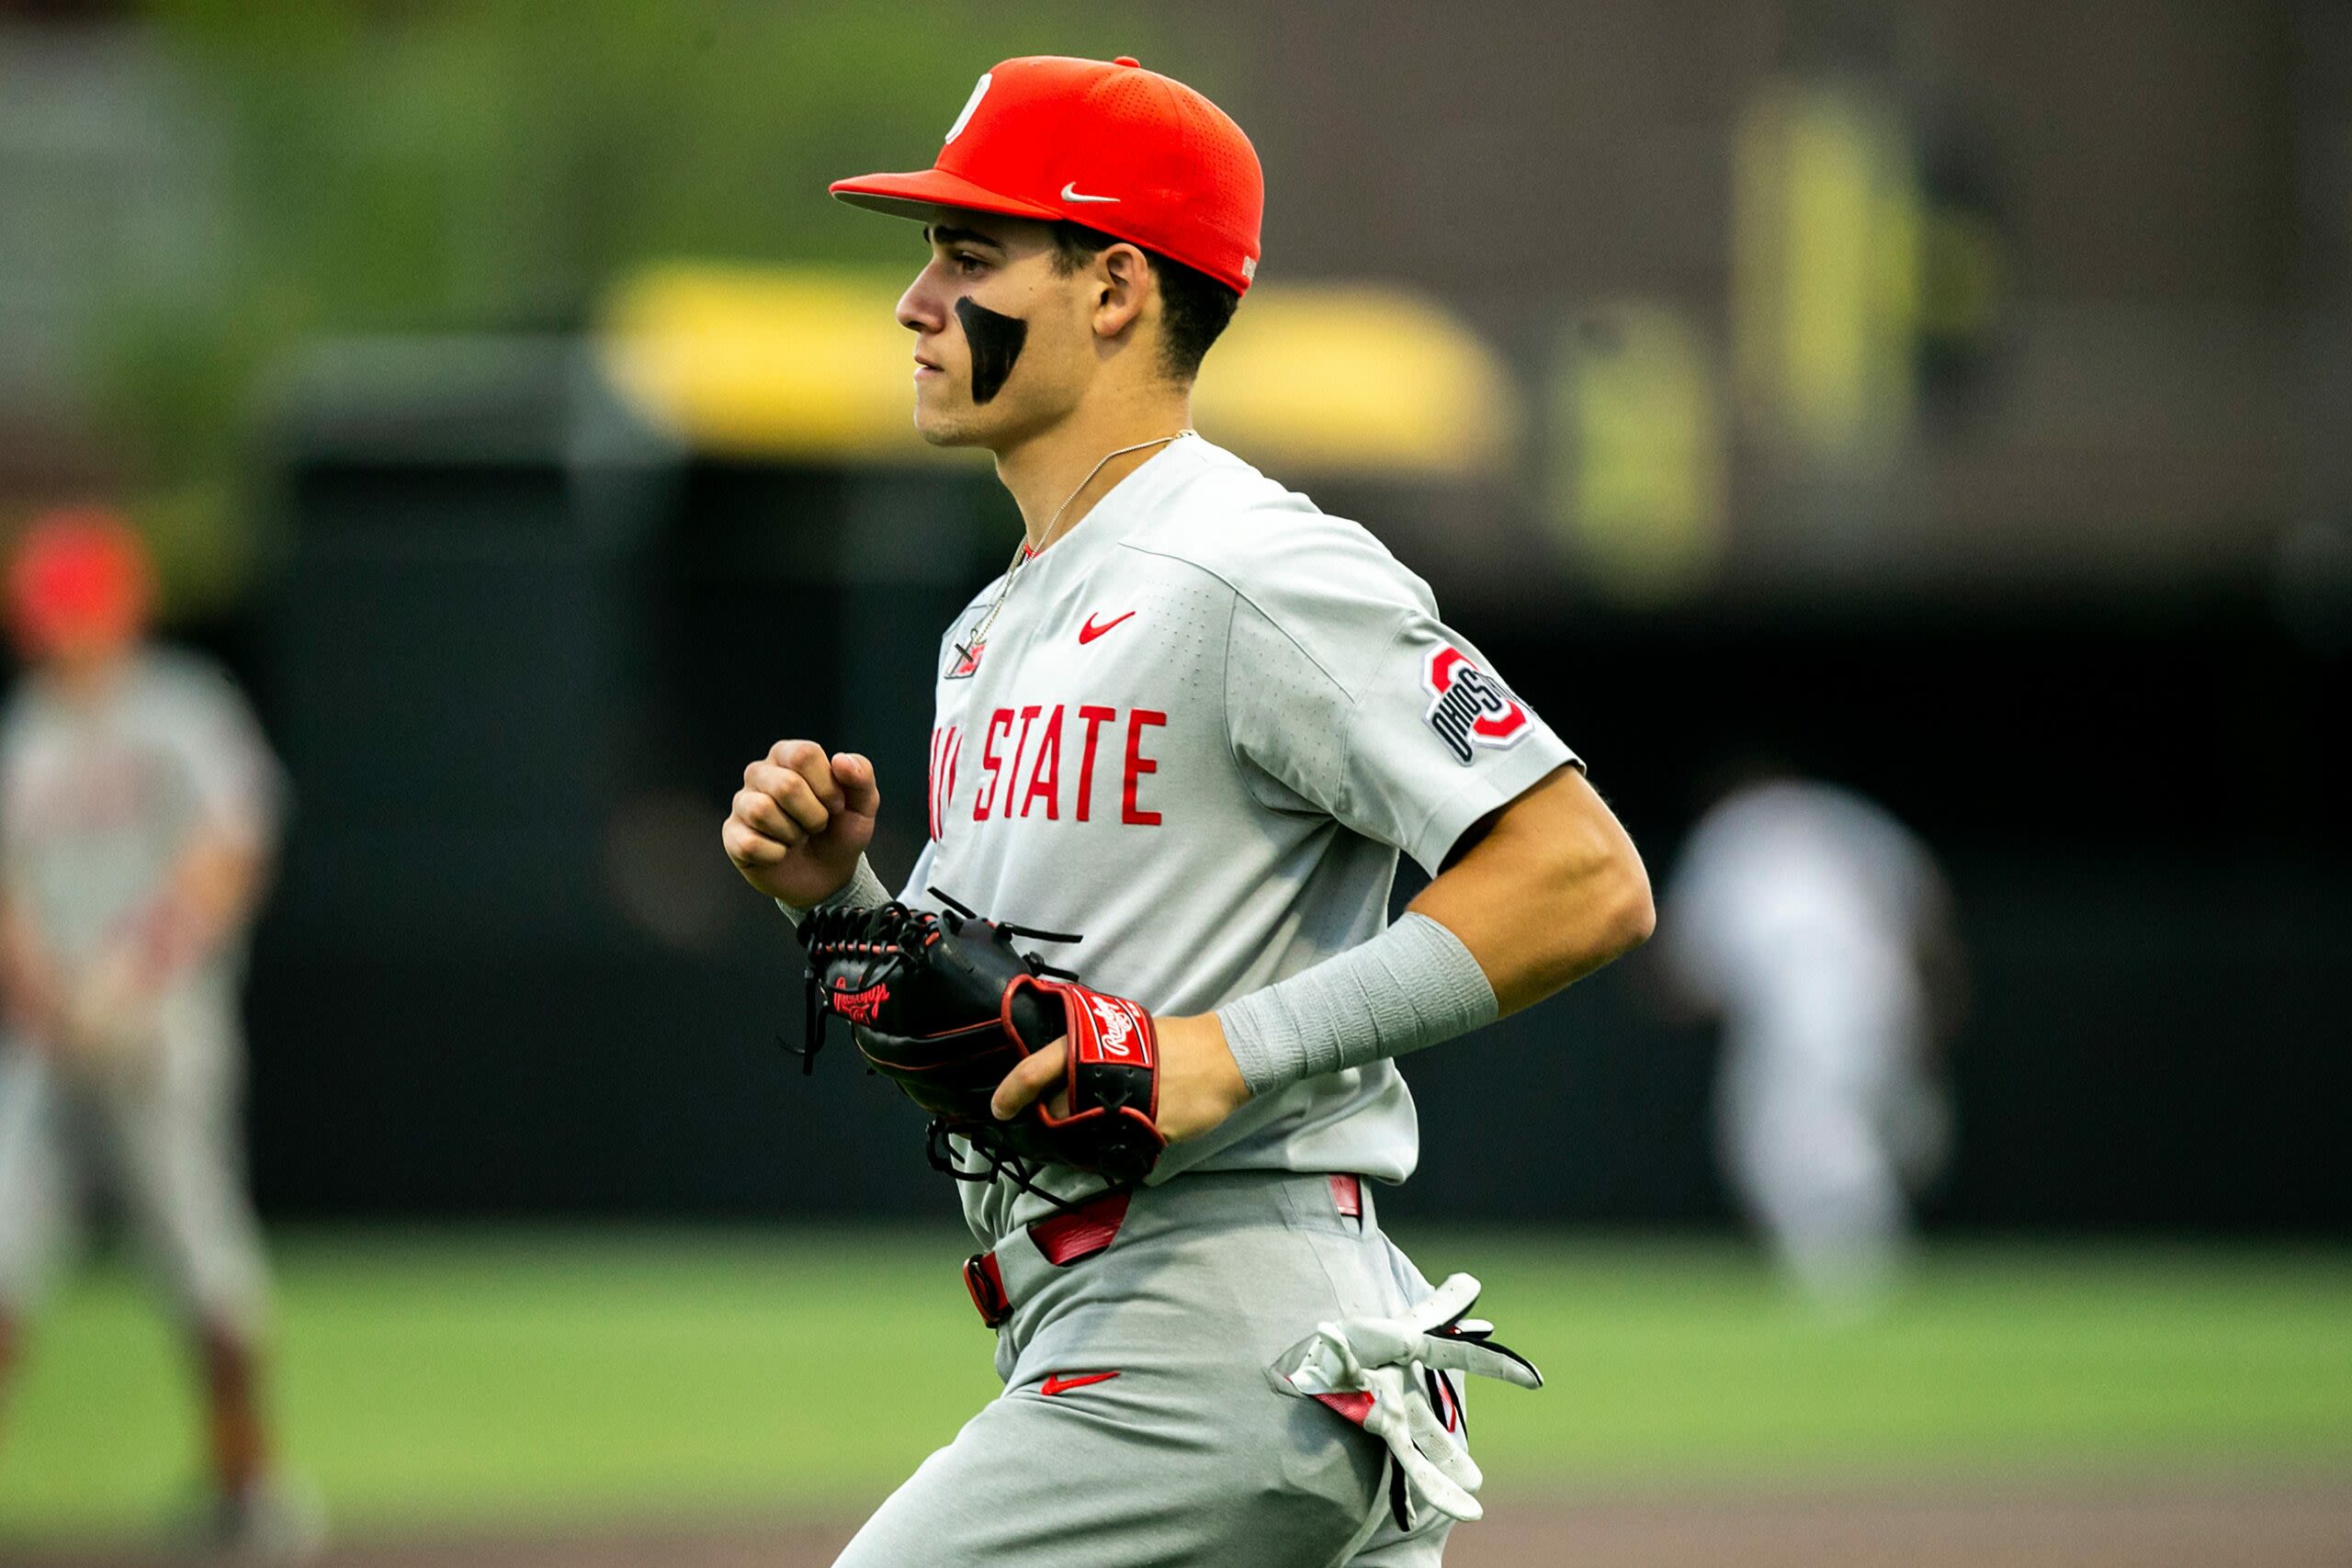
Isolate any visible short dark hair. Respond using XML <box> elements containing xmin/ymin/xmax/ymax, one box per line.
<box><xmin>1048</xmin><ymin>221</ymin><xmax>1240</xmax><ymax>383</ymax></box>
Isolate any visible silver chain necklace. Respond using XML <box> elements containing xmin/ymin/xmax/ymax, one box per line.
<box><xmin>956</xmin><ymin>429</ymin><xmax>1192</xmax><ymax>663</ymax></box>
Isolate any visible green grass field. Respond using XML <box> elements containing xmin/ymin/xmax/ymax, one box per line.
<box><xmin>3</xmin><ymin>1230</ymin><xmax>2348</xmax><ymax>1542</ymax></box>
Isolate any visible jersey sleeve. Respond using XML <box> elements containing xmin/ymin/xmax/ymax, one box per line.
<box><xmin>1223</xmin><ymin>524</ymin><xmax>1579</xmax><ymax>876</ymax></box>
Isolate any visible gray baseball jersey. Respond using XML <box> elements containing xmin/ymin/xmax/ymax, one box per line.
<box><xmin>898</xmin><ymin>434</ymin><xmax>1577</xmax><ymax>1244</ymax></box>
<box><xmin>0</xmin><ymin>646</ymin><xmax>284</xmax><ymax>987</ymax></box>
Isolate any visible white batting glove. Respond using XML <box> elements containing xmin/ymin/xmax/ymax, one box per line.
<box><xmin>1278</xmin><ymin>1272</ymin><xmax>1543</xmax><ymax>1526</ymax></box>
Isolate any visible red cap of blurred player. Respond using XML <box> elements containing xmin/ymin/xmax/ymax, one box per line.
<box><xmin>6</xmin><ymin>506</ymin><xmax>153</xmax><ymax>659</ymax></box>
<box><xmin>830</xmin><ymin>55</ymin><xmax>1264</xmax><ymax>295</ymax></box>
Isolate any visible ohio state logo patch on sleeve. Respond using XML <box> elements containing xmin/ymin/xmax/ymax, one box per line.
<box><xmin>1422</xmin><ymin>645</ymin><xmax>1531</xmax><ymax>763</ymax></box>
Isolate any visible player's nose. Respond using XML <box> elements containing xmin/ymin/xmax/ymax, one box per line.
<box><xmin>897</xmin><ymin>270</ymin><xmax>949</xmax><ymax>336</ymax></box>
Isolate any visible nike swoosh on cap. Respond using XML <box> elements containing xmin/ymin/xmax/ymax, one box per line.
<box><xmin>1060</xmin><ymin>182</ymin><xmax>1119</xmax><ymax>203</ymax></box>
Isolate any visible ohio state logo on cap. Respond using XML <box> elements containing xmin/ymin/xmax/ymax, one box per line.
<box><xmin>944</xmin><ymin>73</ymin><xmax>992</xmax><ymax>143</ymax></box>
<box><xmin>1422</xmin><ymin>645</ymin><xmax>1530</xmax><ymax>764</ymax></box>
<box><xmin>829</xmin><ymin>54</ymin><xmax>1265</xmax><ymax>297</ymax></box>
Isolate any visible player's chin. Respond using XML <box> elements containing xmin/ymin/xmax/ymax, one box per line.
<box><xmin>910</xmin><ymin>400</ymin><xmax>990</xmax><ymax>449</ymax></box>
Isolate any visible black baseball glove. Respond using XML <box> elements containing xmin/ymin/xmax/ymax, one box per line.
<box><xmin>794</xmin><ymin>900</ymin><xmax>1166</xmax><ymax>1190</ymax></box>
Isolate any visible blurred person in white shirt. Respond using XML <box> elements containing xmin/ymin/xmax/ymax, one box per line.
<box><xmin>1661</xmin><ymin>768</ymin><xmax>1961</xmax><ymax>1314</ymax></box>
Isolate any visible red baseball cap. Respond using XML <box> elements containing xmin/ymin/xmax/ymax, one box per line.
<box><xmin>6</xmin><ymin>506</ymin><xmax>153</xmax><ymax>658</ymax></box>
<box><xmin>830</xmin><ymin>55</ymin><xmax>1264</xmax><ymax>295</ymax></box>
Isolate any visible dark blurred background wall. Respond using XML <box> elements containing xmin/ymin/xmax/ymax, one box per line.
<box><xmin>1</xmin><ymin>0</ymin><xmax>2344</xmax><ymax>1233</ymax></box>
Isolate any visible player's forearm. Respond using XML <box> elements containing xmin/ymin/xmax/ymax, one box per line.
<box><xmin>1408</xmin><ymin>767</ymin><xmax>1653</xmax><ymax>1016</ymax></box>
<box><xmin>135</xmin><ymin>833</ymin><xmax>271</xmax><ymax>981</ymax></box>
<box><xmin>0</xmin><ymin>894</ymin><xmax>62</xmax><ymax>1030</ymax></box>
<box><xmin>1213</xmin><ymin>912</ymin><xmax>1498</xmax><ymax>1098</ymax></box>
<box><xmin>1214</xmin><ymin>773</ymin><xmax>1651</xmax><ymax>1098</ymax></box>
<box><xmin>772</xmin><ymin>854</ymin><xmax>892</xmax><ymax>930</ymax></box>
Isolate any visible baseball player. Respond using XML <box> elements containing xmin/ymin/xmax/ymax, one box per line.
<box><xmin>1661</xmin><ymin>771</ymin><xmax>1959</xmax><ymax>1315</ymax></box>
<box><xmin>722</xmin><ymin>56</ymin><xmax>1654</xmax><ymax>1565</ymax></box>
<box><xmin>0</xmin><ymin>510</ymin><xmax>316</xmax><ymax>1556</ymax></box>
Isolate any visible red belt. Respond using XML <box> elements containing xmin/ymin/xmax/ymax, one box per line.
<box><xmin>962</xmin><ymin>1175</ymin><xmax>1365</xmax><ymax>1327</ymax></box>
<box><xmin>963</xmin><ymin>1188</ymin><xmax>1129</xmax><ymax>1327</ymax></box>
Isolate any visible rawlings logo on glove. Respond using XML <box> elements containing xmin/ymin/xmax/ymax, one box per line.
<box><xmin>1073</xmin><ymin>991</ymin><xmax>1148</xmax><ymax>1064</ymax></box>
<box><xmin>828</xmin><ymin>979</ymin><xmax>892</xmax><ymax>1023</ymax></box>
<box><xmin>795</xmin><ymin>899</ymin><xmax>1168</xmax><ymax>1192</ymax></box>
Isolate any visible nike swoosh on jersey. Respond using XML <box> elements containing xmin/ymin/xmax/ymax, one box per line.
<box><xmin>1060</xmin><ymin>183</ymin><xmax>1119</xmax><ymax>203</ymax></box>
<box><xmin>1040</xmin><ymin>1370</ymin><xmax>1122</xmax><ymax>1396</ymax></box>
<box><xmin>1079</xmin><ymin>611</ymin><xmax>1136</xmax><ymax>644</ymax></box>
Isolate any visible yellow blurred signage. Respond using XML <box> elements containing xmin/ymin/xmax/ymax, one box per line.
<box><xmin>599</xmin><ymin>264</ymin><xmax>1518</xmax><ymax>479</ymax></box>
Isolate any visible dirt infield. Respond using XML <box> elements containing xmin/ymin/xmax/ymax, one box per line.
<box><xmin>21</xmin><ymin>1477</ymin><xmax>2352</xmax><ymax>1568</ymax></box>
<box><xmin>1454</xmin><ymin>1480</ymin><xmax>2352</xmax><ymax>1568</ymax></box>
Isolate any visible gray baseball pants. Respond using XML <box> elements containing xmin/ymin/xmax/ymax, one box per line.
<box><xmin>834</xmin><ymin>1169</ymin><xmax>1461</xmax><ymax>1567</ymax></box>
<box><xmin>0</xmin><ymin>1030</ymin><xmax>268</xmax><ymax>1336</ymax></box>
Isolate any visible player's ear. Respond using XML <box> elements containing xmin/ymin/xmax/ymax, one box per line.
<box><xmin>1091</xmin><ymin>243</ymin><xmax>1152</xmax><ymax>341</ymax></box>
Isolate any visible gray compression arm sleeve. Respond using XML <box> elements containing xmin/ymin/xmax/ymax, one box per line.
<box><xmin>1215</xmin><ymin>912</ymin><xmax>1499</xmax><ymax>1097</ymax></box>
<box><xmin>772</xmin><ymin>855</ymin><xmax>892</xmax><ymax>931</ymax></box>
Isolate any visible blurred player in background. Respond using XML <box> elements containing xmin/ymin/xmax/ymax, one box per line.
<box><xmin>1661</xmin><ymin>770</ymin><xmax>1960</xmax><ymax>1316</ymax></box>
<box><xmin>0</xmin><ymin>508</ymin><xmax>317</xmax><ymax>1557</ymax></box>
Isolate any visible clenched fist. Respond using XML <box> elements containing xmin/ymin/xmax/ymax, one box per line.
<box><xmin>723</xmin><ymin>740</ymin><xmax>881</xmax><ymax>908</ymax></box>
